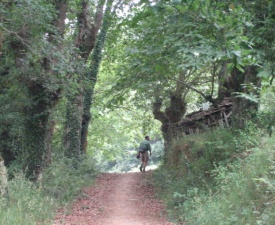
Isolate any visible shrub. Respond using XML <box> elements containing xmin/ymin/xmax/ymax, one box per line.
<box><xmin>42</xmin><ymin>155</ymin><xmax>99</xmax><ymax>203</ymax></box>
<box><xmin>153</xmin><ymin>127</ymin><xmax>272</xmax><ymax>224</ymax></box>
<box><xmin>0</xmin><ymin>155</ymin><xmax>99</xmax><ymax>224</ymax></box>
<box><xmin>184</xmin><ymin>142</ymin><xmax>275</xmax><ymax>225</ymax></box>
<box><xmin>0</xmin><ymin>174</ymin><xmax>56</xmax><ymax>225</ymax></box>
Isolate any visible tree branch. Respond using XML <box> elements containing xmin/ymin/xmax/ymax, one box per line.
<box><xmin>152</xmin><ymin>99</ymin><xmax>169</xmax><ymax>124</ymax></box>
<box><xmin>169</xmin><ymin>77</ymin><xmax>209</xmax><ymax>100</ymax></box>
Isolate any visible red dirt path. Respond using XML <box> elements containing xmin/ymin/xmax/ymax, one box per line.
<box><xmin>54</xmin><ymin>171</ymin><xmax>174</xmax><ymax>225</ymax></box>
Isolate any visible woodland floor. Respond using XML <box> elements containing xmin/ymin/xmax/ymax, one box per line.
<box><xmin>54</xmin><ymin>169</ymin><xmax>175</xmax><ymax>225</ymax></box>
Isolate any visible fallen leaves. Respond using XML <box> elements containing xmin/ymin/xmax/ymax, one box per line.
<box><xmin>54</xmin><ymin>172</ymin><xmax>174</xmax><ymax>225</ymax></box>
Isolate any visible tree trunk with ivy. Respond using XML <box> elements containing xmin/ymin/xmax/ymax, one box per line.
<box><xmin>63</xmin><ymin>89</ymin><xmax>84</xmax><ymax>158</ymax></box>
<box><xmin>80</xmin><ymin>0</ymin><xmax>113</xmax><ymax>154</ymax></box>
<box><xmin>63</xmin><ymin>0</ymin><xmax>104</xmax><ymax>158</ymax></box>
<box><xmin>23</xmin><ymin>82</ymin><xmax>61</xmax><ymax>179</ymax></box>
<box><xmin>18</xmin><ymin>0</ymin><xmax>68</xmax><ymax>180</ymax></box>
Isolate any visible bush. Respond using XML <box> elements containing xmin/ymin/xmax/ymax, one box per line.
<box><xmin>153</xmin><ymin>127</ymin><xmax>274</xmax><ymax>224</ymax></box>
<box><xmin>0</xmin><ymin>174</ymin><xmax>56</xmax><ymax>225</ymax></box>
<box><xmin>0</xmin><ymin>155</ymin><xmax>99</xmax><ymax>224</ymax></box>
<box><xmin>42</xmin><ymin>155</ymin><xmax>99</xmax><ymax>203</ymax></box>
<box><xmin>184</xmin><ymin>142</ymin><xmax>275</xmax><ymax>225</ymax></box>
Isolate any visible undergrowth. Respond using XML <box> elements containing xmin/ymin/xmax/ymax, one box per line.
<box><xmin>153</xmin><ymin>127</ymin><xmax>275</xmax><ymax>225</ymax></box>
<box><xmin>0</xmin><ymin>155</ymin><xmax>98</xmax><ymax>225</ymax></box>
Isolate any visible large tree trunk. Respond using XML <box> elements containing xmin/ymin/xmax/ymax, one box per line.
<box><xmin>153</xmin><ymin>94</ymin><xmax>187</xmax><ymax>159</ymax></box>
<box><xmin>63</xmin><ymin>0</ymin><xmax>104</xmax><ymax>157</ymax></box>
<box><xmin>230</xmin><ymin>66</ymin><xmax>260</xmax><ymax>128</ymax></box>
<box><xmin>23</xmin><ymin>82</ymin><xmax>61</xmax><ymax>180</ymax></box>
<box><xmin>217</xmin><ymin>64</ymin><xmax>260</xmax><ymax>129</ymax></box>
<box><xmin>21</xmin><ymin>0</ymin><xmax>68</xmax><ymax>179</ymax></box>
<box><xmin>80</xmin><ymin>0</ymin><xmax>113</xmax><ymax>154</ymax></box>
<box><xmin>0</xmin><ymin>130</ymin><xmax>16</xmax><ymax>167</ymax></box>
<box><xmin>153</xmin><ymin>71</ymin><xmax>188</xmax><ymax>157</ymax></box>
<box><xmin>63</xmin><ymin>89</ymin><xmax>84</xmax><ymax>158</ymax></box>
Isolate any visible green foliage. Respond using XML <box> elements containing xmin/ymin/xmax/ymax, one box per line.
<box><xmin>167</xmin><ymin>127</ymin><xmax>260</xmax><ymax>177</ymax></box>
<box><xmin>258</xmin><ymin>85</ymin><xmax>275</xmax><ymax>136</ymax></box>
<box><xmin>0</xmin><ymin>74</ymin><xmax>26</xmax><ymax>165</ymax></box>
<box><xmin>0</xmin><ymin>155</ymin><xmax>99</xmax><ymax>224</ymax></box>
<box><xmin>108</xmin><ymin>0</ymin><xmax>256</xmax><ymax>102</ymax></box>
<box><xmin>184</xmin><ymin>142</ymin><xmax>275</xmax><ymax>225</ymax></box>
<box><xmin>2</xmin><ymin>0</ymin><xmax>275</xmax><ymax>223</ymax></box>
<box><xmin>0</xmin><ymin>0</ymin><xmax>73</xmax><ymax>172</ymax></box>
<box><xmin>0</xmin><ymin>174</ymin><xmax>56</xmax><ymax>225</ymax></box>
<box><xmin>80</xmin><ymin>0</ymin><xmax>114</xmax><ymax>153</ymax></box>
<box><xmin>153</xmin><ymin>127</ymin><xmax>271</xmax><ymax>224</ymax></box>
<box><xmin>88</xmin><ymin>58</ymin><xmax>163</xmax><ymax>163</ymax></box>
<box><xmin>42</xmin><ymin>155</ymin><xmax>99</xmax><ymax>203</ymax></box>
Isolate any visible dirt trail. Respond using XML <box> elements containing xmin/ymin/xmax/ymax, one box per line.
<box><xmin>54</xmin><ymin>171</ymin><xmax>174</xmax><ymax>225</ymax></box>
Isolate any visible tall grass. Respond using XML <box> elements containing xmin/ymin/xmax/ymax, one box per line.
<box><xmin>0</xmin><ymin>174</ymin><xmax>56</xmax><ymax>225</ymax></box>
<box><xmin>0</xmin><ymin>156</ymin><xmax>98</xmax><ymax>225</ymax></box>
<box><xmin>154</xmin><ymin>128</ymin><xmax>275</xmax><ymax>224</ymax></box>
<box><xmin>42</xmin><ymin>156</ymin><xmax>99</xmax><ymax>203</ymax></box>
<box><xmin>185</xmin><ymin>143</ymin><xmax>275</xmax><ymax>225</ymax></box>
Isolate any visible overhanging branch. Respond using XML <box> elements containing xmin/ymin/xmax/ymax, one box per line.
<box><xmin>170</xmin><ymin>77</ymin><xmax>209</xmax><ymax>100</ymax></box>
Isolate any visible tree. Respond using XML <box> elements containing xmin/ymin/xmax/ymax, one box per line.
<box><xmin>0</xmin><ymin>0</ymin><xmax>125</xmax><ymax>178</ymax></box>
<box><xmin>80</xmin><ymin>0</ymin><xmax>114</xmax><ymax>154</ymax></box>
<box><xmin>107</xmin><ymin>0</ymin><xmax>224</xmax><ymax>155</ymax></box>
<box><xmin>63</xmin><ymin>0</ymin><xmax>105</xmax><ymax>158</ymax></box>
<box><xmin>105</xmin><ymin>0</ymin><xmax>272</xmax><ymax>156</ymax></box>
<box><xmin>0</xmin><ymin>0</ymin><xmax>70</xmax><ymax>179</ymax></box>
<box><xmin>62</xmin><ymin>0</ymin><xmax>115</xmax><ymax>158</ymax></box>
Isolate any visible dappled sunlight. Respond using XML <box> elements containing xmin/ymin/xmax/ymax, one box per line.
<box><xmin>128</xmin><ymin>164</ymin><xmax>160</xmax><ymax>173</ymax></box>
